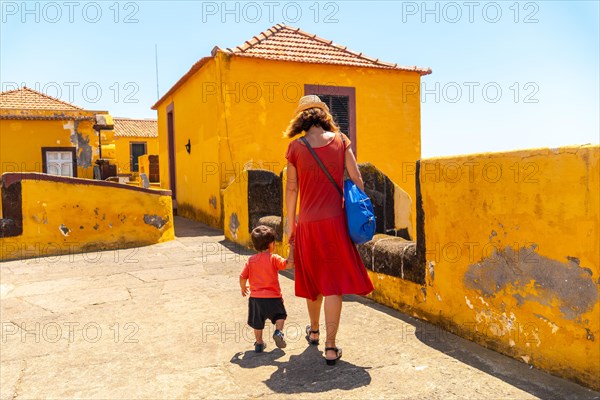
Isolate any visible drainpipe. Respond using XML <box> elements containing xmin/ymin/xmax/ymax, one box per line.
<box><xmin>93</xmin><ymin>114</ymin><xmax>114</xmax><ymax>179</ymax></box>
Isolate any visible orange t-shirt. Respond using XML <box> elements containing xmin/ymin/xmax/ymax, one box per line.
<box><xmin>240</xmin><ymin>252</ymin><xmax>287</xmax><ymax>298</ymax></box>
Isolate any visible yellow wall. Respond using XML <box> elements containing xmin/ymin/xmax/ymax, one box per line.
<box><xmin>155</xmin><ymin>51</ymin><xmax>423</xmax><ymax>229</ymax></box>
<box><xmin>114</xmin><ymin>136</ymin><xmax>159</xmax><ymax>174</ymax></box>
<box><xmin>0</xmin><ymin>116</ymin><xmax>115</xmax><ymax>179</ymax></box>
<box><xmin>368</xmin><ymin>145</ymin><xmax>600</xmax><ymax>390</ymax></box>
<box><xmin>155</xmin><ymin>58</ymin><xmax>222</xmax><ymax>226</ymax></box>
<box><xmin>222</xmin><ymin>168</ymin><xmax>250</xmax><ymax>247</ymax></box>
<box><xmin>0</xmin><ymin>173</ymin><xmax>174</xmax><ymax>261</ymax></box>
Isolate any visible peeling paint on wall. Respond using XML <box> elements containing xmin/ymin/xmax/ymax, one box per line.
<box><xmin>465</xmin><ymin>296</ymin><xmax>474</xmax><ymax>309</ymax></box>
<box><xmin>229</xmin><ymin>213</ymin><xmax>240</xmax><ymax>239</ymax></box>
<box><xmin>209</xmin><ymin>196</ymin><xmax>217</xmax><ymax>209</ymax></box>
<box><xmin>464</xmin><ymin>246</ymin><xmax>598</xmax><ymax>320</ymax></box>
<box><xmin>67</xmin><ymin>120</ymin><xmax>92</xmax><ymax>167</ymax></box>
<box><xmin>59</xmin><ymin>224</ymin><xmax>70</xmax><ymax>236</ymax></box>
<box><xmin>535</xmin><ymin>314</ymin><xmax>559</xmax><ymax>334</ymax></box>
<box><xmin>143</xmin><ymin>214</ymin><xmax>168</xmax><ymax>229</ymax></box>
<box><xmin>428</xmin><ymin>261</ymin><xmax>435</xmax><ymax>282</ymax></box>
<box><xmin>585</xmin><ymin>329</ymin><xmax>595</xmax><ymax>341</ymax></box>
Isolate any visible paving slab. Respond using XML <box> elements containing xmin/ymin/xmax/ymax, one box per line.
<box><xmin>1</xmin><ymin>216</ymin><xmax>599</xmax><ymax>400</ymax></box>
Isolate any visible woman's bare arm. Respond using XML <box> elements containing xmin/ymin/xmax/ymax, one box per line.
<box><xmin>345</xmin><ymin>147</ymin><xmax>365</xmax><ymax>191</ymax></box>
<box><xmin>285</xmin><ymin>163</ymin><xmax>299</xmax><ymax>238</ymax></box>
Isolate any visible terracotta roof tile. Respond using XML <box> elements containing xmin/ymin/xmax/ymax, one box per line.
<box><xmin>221</xmin><ymin>24</ymin><xmax>432</xmax><ymax>75</ymax></box>
<box><xmin>113</xmin><ymin>118</ymin><xmax>158</xmax><ymax>138</ymax></box>
<box><xmin>0</xmin><ymin>87</ymin><xmax>83</xmax><ymax>110</ymax></box>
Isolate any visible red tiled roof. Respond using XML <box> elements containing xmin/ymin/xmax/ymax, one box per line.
<box><xmin>113</xmin><ymin>118</ymin><xmax>158</xmax><ymax>138</ymax></box>
<box><xmin>222</xmin><ymin>24</ymin><xmax>432</xmax><ymax>75</ymax></box>
<box><xmin>0</xmin><ymin>87</ymin><xmax>83</xmax><ymax>110</ymax></box>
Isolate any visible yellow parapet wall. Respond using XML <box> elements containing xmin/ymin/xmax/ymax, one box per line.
<box><xmin>368</xmin><ymin>144</ymin><xmax>600</xmax><ymax>390</ymax></box>
<box><xmin>0</xmin><ymin>173</ymin><xmax>174</xmax><ymax>261</ymax></box>
<box><xmin>222</xmin><ymin>168</ymin><xmax>251</xmax><ymax>248</ymax></box>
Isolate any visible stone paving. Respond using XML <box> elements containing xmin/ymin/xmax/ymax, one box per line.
<box><xmin>1</xmin><ymin>216</ymin><xmax>599</xmax><ymax>399</ymax></box>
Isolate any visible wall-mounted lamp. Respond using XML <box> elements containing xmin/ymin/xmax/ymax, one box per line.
<box><xmin>185</xmin><ymin>139</ymin><xmax>191</xmax><ymax>154</ymax></box>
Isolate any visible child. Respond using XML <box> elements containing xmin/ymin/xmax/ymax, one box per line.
<box><xmin>240</xmin><ymin>225</ymin><xmax>290</xmax><ymax>353</ymax></box>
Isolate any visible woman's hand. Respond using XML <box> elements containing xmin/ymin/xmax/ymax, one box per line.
<box><xmin>287</xmin><ymin>223</ymin><xmax>296</xmax><ymax>241</ymax></box>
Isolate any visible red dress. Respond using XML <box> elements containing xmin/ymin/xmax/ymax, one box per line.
<box><xmin>285</xmin><ymin>133</ymin><xmax>374</xmax><ymax>300</ymax></box>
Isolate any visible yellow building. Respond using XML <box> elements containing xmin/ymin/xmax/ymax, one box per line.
<box><xmin>113</xmin><ymin>118</ymin><xmax>159</xmax><ymax>175</ymax></box>
<box><xmin>152</xmin><ymin>23</ymin><xmax>431</xmax><ymax>226</ymax></box>
<box><xmin>0</xmin><ymin>87</ymin><xmax>115</xmax><ymax>180</ymax></box>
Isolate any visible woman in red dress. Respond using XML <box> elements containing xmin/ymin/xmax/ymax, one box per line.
<box><xmin>284</xmin><ymin>95</ymin><xmax>374</xmax><ymax>365</ymax></box>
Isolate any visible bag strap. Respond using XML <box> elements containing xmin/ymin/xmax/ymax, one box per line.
<box><xmin>299</xmin><ymin>135</ymin><xmax>343</xmax><ymax>197</ymax></box>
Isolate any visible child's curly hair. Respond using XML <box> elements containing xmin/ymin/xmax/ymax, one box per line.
<box><xmin>283</xmin><ymin>107</ymin><xmax>340</xmax><ymax>138</ymax></box>
<box><xmin>251</xmin><ymin>225</ymin><xmax>276</xmax><ymax>251</ymax></box>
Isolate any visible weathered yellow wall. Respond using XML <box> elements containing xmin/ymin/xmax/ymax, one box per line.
<box><xmin>0</xmin><ymin>116</ymin><xmax>115</xmax><ymax>179</ymax></box>
<box><xmin>0</xmin><ymin>173</ymin><xmax>174</xmax><ymax>261</ymax></box>
<box><xmin>222</xmin><ymin>169</ymin><xmax>250</xmax><ymax>247</ymax></box>
<box><xmin>368</xmin><ymin>145</ymin><xmax>600</xmax><ymax>390</ymax></box>
<box><xmin>114</xmin><ymin>137</ymin><xmax>159</xmax><ymax>174</ymax></box>
<box><xmin>155</xmin><ymin>52</ymin><xmax>422</xmax><ymax>229</ymax></box>
<box><xmin>155</xmin><ymin>58</ymin><xmax>222</xmax><ymax>226</ymax></box>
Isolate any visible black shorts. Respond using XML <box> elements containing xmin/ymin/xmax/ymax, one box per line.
<box><xmin>248</xmin><ymin>297</ymin><xmax>287</xmax><ymax>330</ymax></box>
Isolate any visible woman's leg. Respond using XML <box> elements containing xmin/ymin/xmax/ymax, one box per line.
<box><xmin>306</xmin><ymin>295</ymin><xmax>323</xmax><ymax>341</ymax></box>
<box><xmin>324</xmin><ymin>295</ymin><xmax>343</xmax><ymax>359</ymax></box>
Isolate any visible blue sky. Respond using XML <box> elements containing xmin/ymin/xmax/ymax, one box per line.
<box><xmin>1</xmin><ymin>0</ymin><xmax>598</xmax><ymax>157</ymax></box>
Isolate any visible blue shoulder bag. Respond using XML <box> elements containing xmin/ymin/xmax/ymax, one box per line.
<box><xmin>300</xmin><ymin>133</ymin><xmax>376</xmax><ymax>244</ymax></box>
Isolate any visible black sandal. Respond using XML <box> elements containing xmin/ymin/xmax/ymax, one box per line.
<box><xmin>305</xmin><ymin>325</ymin><xmax>320</xmax><ymax>345</ymax></box>
<box><xmin>324</xmin><ymin>347</ymin><xmax>342</xmax><ymax>365</ymax></box>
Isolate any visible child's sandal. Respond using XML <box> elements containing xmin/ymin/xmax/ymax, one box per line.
<box><xmin>305</xmin><ymin>325</ymin><xmax>320</xmax><ymax>345</ymax></box>
<box><xmin>324</xmin><ymin>347</ymin><xmax>342</xmax><ymax>365</ymax></box>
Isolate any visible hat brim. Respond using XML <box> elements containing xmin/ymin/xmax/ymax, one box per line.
<box><xmin>294</xmin><ymin>101</ymin><xmax>329</xmax><ymax>115</ymax></box>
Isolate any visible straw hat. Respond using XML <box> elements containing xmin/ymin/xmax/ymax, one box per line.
<box><xmin>293</xmin><ymin>95</ymin><xmax>329</xmax><ymax>115</ymax></box>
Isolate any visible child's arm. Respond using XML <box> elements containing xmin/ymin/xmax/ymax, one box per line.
<box><xmin>240</xmin><ymin>277</ymin><xmax>249</xmax><ymax>297</ymax></box>
<box><xmin>240</xmin><ymin>263</ymin><xmax>250</xmax><ymax>297</ymax></box>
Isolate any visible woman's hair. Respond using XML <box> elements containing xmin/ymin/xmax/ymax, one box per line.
<box><xmin>283</xmin><ymin>107</ymin><xmax>340</xmax><ymax>138</ymax></box>
<box><xmin>251</xmin><ymin>225</ymin><xmax>276</xmax><ymax>251</ymax></box>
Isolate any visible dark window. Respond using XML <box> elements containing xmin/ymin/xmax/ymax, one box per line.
<box><xmin>319</xmin><ymin>95</ymin><xmax>349</xmax><ymax>138</ymax></box>
<box><xmin>304</xmin><ymin>85</ymin><xmax>356</xmax><ymax>156</ymax></box>
<box><xmin>130</xmin><ymin>142</ymin><xmax>147</xmax><ymax>172</ymax></box>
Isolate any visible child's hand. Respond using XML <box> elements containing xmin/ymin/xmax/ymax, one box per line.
<box><xmin>241</xmin><ymin>286</ymin><xmax>249</xmax><ymax>297</ymax></box>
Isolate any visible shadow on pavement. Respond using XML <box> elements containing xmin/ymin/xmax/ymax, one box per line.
<box><xmin>230</xmin><ymin>345</ymin><xmax>372</xmax><ymax>394</ymax></box>
<box><xmin>344</xmin><ymin>295</ymin><xmax>600</xmax><ymax>400</ymax></box>
<box><xmin>174</xmin><ymin>216</ymin><xmax>224</xmax><ymax>238</ymax></box>
<box><xmin>218</xmin><ymin>239</ymin><xmax>256</xmax><ymax>256</ymax></box>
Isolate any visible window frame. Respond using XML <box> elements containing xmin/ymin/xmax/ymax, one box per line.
<box><xmin>41</xmin><ymin>147</ymin><xmax>77</xmax><ymax>177</ymax></box>
<box><xmin>304</xmin><ymin>84</ymin><xmax>357</xmax><ymax>156</ymax></box>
